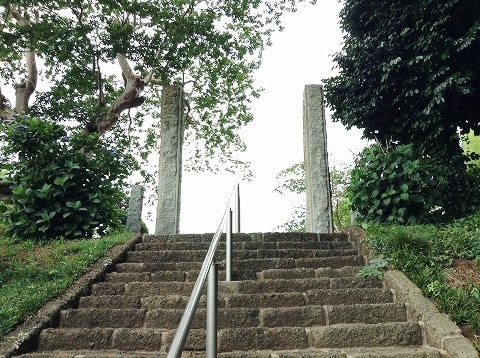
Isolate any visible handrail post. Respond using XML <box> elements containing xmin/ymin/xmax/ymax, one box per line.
<box><xmin>226</xmin><ymin>209</ymin><xmax>233</xmax><ymax>281</ymax></box>
<box><xmin>206</xmin><ymin>262</ymin><xmax>218</xmax><ymax>358</ymax></box>
<box><xmin>235</xmin><ymin>184</ymin><xmax>240</xmax><ymax>233</ymax></box>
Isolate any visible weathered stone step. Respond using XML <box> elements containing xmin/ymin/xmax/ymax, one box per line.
<box><xmin>59</xmin><ymin>303</ymin><xmax>405</xmax><ymax>330</ymax></box>
<box><xmin>135</xmin><ymin>240</ymin><xmax>353</xmax><ymax>251</ymax></box>
<box><xmin>311</xmin><ymin>322</ymin><xmax>422</xmax><ymax>348</ymax></box>
<box><xmin>37</xmin><ymin>327</ymin><xmax>167</xmax><ymax>352</ymax></box>
<box><xmin>111</xmin><ymin>262</ymin><xmax>257</xmax><ymax>282</ymax></box>
<box><xmin>142</xmin><ymin>232</ymin><xmax>349</xmax><ymax>244</ymax></box>
<box><xmin>114</xmin><ymin>256</ymin><xmax>364</xmax><ymax>274</ymax></box>
<box><xmin>91</xmin><ymin>276</ymin><xmax>382</xmax><ymax>297</ymax></box>
<box><xmin>17</xmin><ymin>346</ymin><xmax>443</xmax><ymax>357</ymax></box>
<box><xmin>125</xmin><ymin>248</ymin><xmax>358</xmax><ymax>262</ymax></box>
<box><xmin>105</xmin><ymin>270</ymin><xmax>227</xmax><ymax>283</ymax></box>
<box><xmin>233</xmin><ymin>256</ymin><xmax>365</xmax><ymax>270</ymax></box>
<box><xmin>105</xmin><ymin>265</ymin><xmax>363</xmax><ymax>283</ymax></box>
<box><xmin>80</xmin><ymin>286</ymin><xmax>394</xmax><ymax>310</ymax></box>
<box><xmin>257</xmin><ymin>266</ymin><xmax>361</xmax><ymax>280</ymax></box>
<box><xmin>221</xmin><ymin>277</ymin><xmax>382</xmax><ymax>295</ymax></box>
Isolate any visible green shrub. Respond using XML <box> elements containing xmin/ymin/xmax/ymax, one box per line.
<box><xmin>349</xmin><ymin>143</ymin><xmax>480</xmax><ymax>224</ymax></box>
<box><xmin>0</xmin><ymin>117</ymin><xmax>130</xmax><ymax>240</ymax></box>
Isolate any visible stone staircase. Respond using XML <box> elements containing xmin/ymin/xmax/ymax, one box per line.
<box><xmin>12</xmin><ymin>233</ymin><xmax>451</xmax><ymax>357</ymax></box>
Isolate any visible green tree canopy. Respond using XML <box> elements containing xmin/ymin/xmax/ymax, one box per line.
<box><xmin>0</xmin><ymin>0</ymin><xmax>315</xmax><ymax>172</ymax></box>
<box><xmin>324</xmin><ymin>0</ymin><xmax>480</xmax><ymax>155</ymax></box>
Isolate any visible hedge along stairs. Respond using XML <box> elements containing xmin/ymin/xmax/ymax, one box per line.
<box><xmin>6</xmin><ymin>232</ymin><xmax>478</xmax><ymax>357</ymax></box>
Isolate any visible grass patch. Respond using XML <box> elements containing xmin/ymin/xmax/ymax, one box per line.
<box><xmin>0</xmin><ymin>229</ymin><xmax>133</xmax><ymax>338</ymax></box>
<box><xmin>363</xmin><ymin>212</ymin><xmax>480</xmax><ymax>351</ymax></box>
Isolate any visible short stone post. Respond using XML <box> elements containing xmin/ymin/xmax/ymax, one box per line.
<box><xmin>303</xmin><ymin>84</ymin><xmax>334</xmax><ymax>233</ymax></box>
<box><xmin>126</xmin><ymin>185</ymin><xmax>144</xmax><ymax>232</ymax></box>
<box><xmin>155</xmin><ymin>85</ymin><xmax>184</xmax><ymax>235</ymax></box>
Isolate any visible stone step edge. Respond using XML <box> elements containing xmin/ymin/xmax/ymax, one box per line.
<box><xmin>36</xmin><ymin>322</ymin><xmax>423</xmax><ymax>352</ymax></box>
<box><xmin>79</xmin><ymin>287</ymin><xmax>395</xmax><ymax>309</ymax></box>
<box><xmin>58</xmin><ymin>303</ymin><xmax>406</xmax><ymax>329</ymax></box>
<box><xmin>383</xmin><ymin>270</ymin><xmax>478</xmax><ymax>358</ymax></box>
<box><xmin>142</xmin><ymin>232</ymin><xmax>349</xmax><ymax>243</ymax></box>
<box><xmin>16</xmin><ymin>346</ymin><xmax>444</xmax><ymax>358</ymax></box>
<box><xmin>0</xmin><ymin>233</ymin><xmax>143</xmax><ymax>358</ymax></box>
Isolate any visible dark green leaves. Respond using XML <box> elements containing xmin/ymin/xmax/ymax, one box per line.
<box><xmin>0</xmin><ymin>116</ymin><xmax>129</xmax><ymax>240</ymax></box>
<box><xmin>324</xmin><ymin>0</ymin><xmax>480</xmax><ymax>153</ymax></box>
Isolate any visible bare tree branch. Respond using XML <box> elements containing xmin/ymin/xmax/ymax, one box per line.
<box><xmin>95</xmin><ymin>53</ymin><xmax>162</xmax><ymax>135</ymax></box>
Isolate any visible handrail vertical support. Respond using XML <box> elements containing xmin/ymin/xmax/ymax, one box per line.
<box><xmin>226</xmin><ymin>209</ymin><xmax>233</xmax><ymax>281</ymax></box>
<box><xmin>235</xmin><ymin>184</ymin><xmax>241</xmax><ymax>233</ymax></box>
<box><xmin>206</xmin><ymin>262</ymin><xmax>218</xmax><ymax>358</ymax></box>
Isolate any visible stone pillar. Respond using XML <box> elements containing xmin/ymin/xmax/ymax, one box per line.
<box><xmin>155</xmin><ymin>85</ymin><xmax>184</xmax><ymax>235</ymax></box>
<box><xmin>126</xmin><ymin>185</ymin><xmax>144</xmax><ymax>232</ymax></box>
<box><xmin>303</xmin><ymin>84</ymin><xmax>334</xmax><ymax>233</ymax></box>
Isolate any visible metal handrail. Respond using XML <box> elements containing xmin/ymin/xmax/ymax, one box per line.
<box><xmin>167</xmin><ymin>182</ymin><xmax>240</xmax><ymax>358</ymax></box>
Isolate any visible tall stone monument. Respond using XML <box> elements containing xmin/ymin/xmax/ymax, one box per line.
<box><xmin>303</xmin><ymin>84</ymin><xmax>334</xmax><ymax>233</ymax></box>
<box><xmin>155</xmin><ymin>85</ymin><xmax>184</xmax><ymax>234</ymax></box>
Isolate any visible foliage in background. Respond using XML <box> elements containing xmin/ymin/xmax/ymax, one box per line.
<box><xmin>1</xmin><ymin>0</ymin><xmax>318</xmax><ymax>176</ymax></box>
<box><xmin>274</xmin><ymin>162</ymin><xmax>351</xmax><ymax>231</ymax></box>
<box><xmin>364</xmin><ymin>215</ymin><xmax>480</xmax><ymax>348</ymax></box>
<box><xmin>0</xmin><ymin>230</ymin><xmax>132</xmax><ymax>338</ymax></box>
<box><xmin>349</xmin><ymin>143</ymin><xmax>480</xmax><ymax>224</ymax></box>
<box><xmin>324</xmin><ymin>0</ymin><xmax>480</xmax><ymax>155</ymax></box>
<box><xmin>0</xmin><ymin>117</ymin><xmax>129</xmax><ymax>240</ymax></box>
<box><xmin>324</xmin><ymin>0</ymin><xmax>480</xmax><ymax>216</ymax></box>
<box><xmin>462</xmin><ymin>131</ymin><xmax>480</xmax><ymax>167</ymax></box>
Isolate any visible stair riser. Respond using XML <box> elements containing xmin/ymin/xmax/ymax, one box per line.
<box><xmin>91</xmin><ymin>277</ymin><xmax>382</xmax><ymax>297</ymax></box>
<box><xmin>258</xmin><ymin>266</ymin><xmax>361</xmax><ymax>280</ymax></box>
<box><xmin>228</xmin><ymin>277</ymin><xmax>382</xmax><ymax>295</ymax></box>
<box><xmin>125</xmin><ymin>249</ymin><xmax>358</xmax><ymax>263</ymax></box>
<box><xmin>142</xmin><ymin>233</ymin><xmax>349</xmax><ymax>244</ymax></box>
<box><xmin>81</xmin><ymin>288</ymin><xmax>394</xmax><ymax>309</ymax></box>
<box><xmin>38</xmin><ymin>328</ymin><xmax>166</xmax><ymax>352</ymax></box>
<box><xmin>310</xmin><ymin>322</ymin><xmax>422</xmax><ymax>348</ymax></box>
<box><xmin>105</xmin><ymin>266</ymin><xmax>364</xmax><ymax>283</ymax></box>
<box><xmin>62</xmin><ymin>304</ymin><xmax>405</xmax><ymax>330</ymax></box>
<box><xmin>135</xmin><ymin>241</ymin><xmax>353</xmax><ymax>251</ymax></box>
<box><xmin>232</xmin><ymin>257</ymin><xmax>365</xmax><ymax>272</ymax></box>
<box><xmin>37</xmin><ymin>323</ymin><xmax>423</xmax><ymax>353</ymax></box>
<box><xmin>114</xmin><ymin>256</ymin><xmax>365</xmax><ymax>274</ymax></box>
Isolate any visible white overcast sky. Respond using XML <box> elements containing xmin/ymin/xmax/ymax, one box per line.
<box><xmin>167</xmin><ymin>0</ymin><xmax>368</xmax><ymax>234</ymax></box>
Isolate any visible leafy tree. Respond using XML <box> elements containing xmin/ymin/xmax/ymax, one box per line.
<box><xmin>274</xmin><ymin>162</ymin><xmax>351</xmax><ymax>231</ymax></box>
<box><xmin>0</xmin><ymin>0</ymin><xmax>316</xmax><ymax>172</ymax></box>
<box><xmin>324</xmin><ymin>0</ymin><xmax>480</xmax><ymax>157</ymax></box>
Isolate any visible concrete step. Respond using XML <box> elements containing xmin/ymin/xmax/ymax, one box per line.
<box><xmin>80</xmin><ymin>287</ymin><xmax>394</xmax><ymax>309</ymax></box>
<box><xmin>125</xmin><ymin>248</ymin><xmax>359</xmax><ymax>263</ymax></box>
<box><xmin>18</xmin><ymin>346</ymin><xmax>442</xmax><ymax>357</ymax></box>
<box><xmin>90</xmin><ymin>276</ymin><xmax>382</xmax><ymax>297</ymax></box>
<box><xmin>135</xmin><ymin>240</ymin><xmax>353</xmax><ymax>251</ymax></box>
